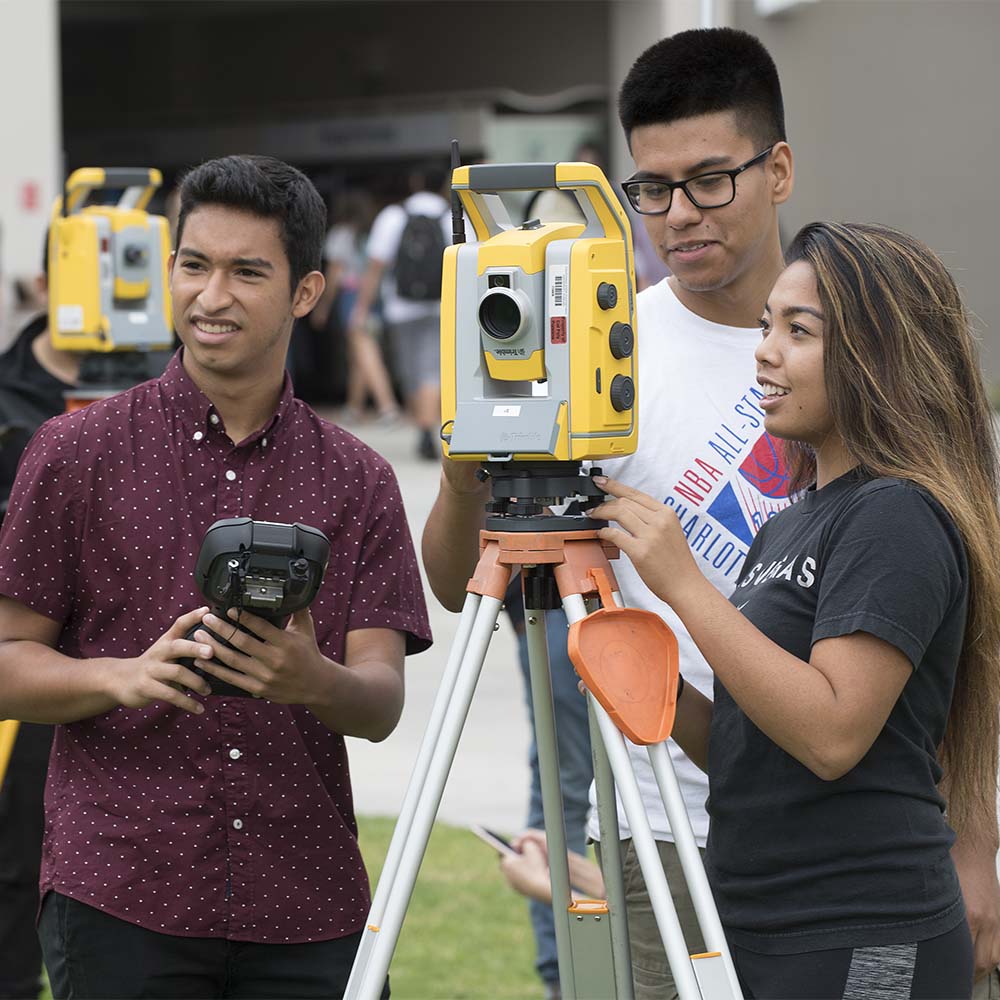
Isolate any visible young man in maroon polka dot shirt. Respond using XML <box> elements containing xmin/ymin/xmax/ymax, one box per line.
<box><xmin>0</xmin><ymin>155</ymin><xmax>431</xmax><ymax>998</ymax></box>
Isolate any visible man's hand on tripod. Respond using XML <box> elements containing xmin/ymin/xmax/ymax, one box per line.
<box><xmin>441</xmin><ymin>455</ymin><xmax>491</xmax><ymax>501</ymax></box>
<box><xmin>423</xmin><ymin>458</ymin><xmax>492</xmax><ymax>611</ymax></box>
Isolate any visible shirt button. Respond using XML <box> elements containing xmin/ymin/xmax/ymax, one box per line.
<box><xmin>229</xmin><ymin>748</ymin><xmax>241</xmax><ymax>760</ymax></box>
<box><xmin>233</xmin><ymin>819</ymin><xmax>243</xmax><ymax>830</ymax></box>
<box><xmin>210</xmin><ymin>413</ymin><xmax>220</xmax><ymax>425</ymax></box>
<box><xmin>261</xmin><ymin>437</ymin><xmax>268</xmax><ymax>448</ymax></box>
<box><xmin>193</xmin><ymin>431</ymin><xmax>204</xmax><ymax>442</ymax></box>
<box><xmin>225</xmin><ymin>470</ymin><xmax>237</xmax><ymax>482</ymax></box>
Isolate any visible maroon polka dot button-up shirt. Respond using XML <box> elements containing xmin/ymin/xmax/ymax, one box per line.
<box><xmin>0</xmin><ymin>351</ymin><xmax>432</xmax><ymax>943</ymax></box>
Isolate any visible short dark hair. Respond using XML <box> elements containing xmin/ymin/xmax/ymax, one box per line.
<box><xmin>175</xmin><ymin>155</ymin><xmax>326</xmax><ymax>288</ymax></box>
<box><xmin>412</xmin><ymin>159</ymin><xmax>451</xmax><ymax>195</ymax></box>
<box><xmin>618</xmin><ymin>28</ymin><xmax>786</xmax><ymax>150</ymax></box>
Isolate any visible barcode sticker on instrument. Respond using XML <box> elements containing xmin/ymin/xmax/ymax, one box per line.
<box><xmin>549</xmin><ymin>266</ymin><xmax>568</xmax><ymax>317</ymax></box>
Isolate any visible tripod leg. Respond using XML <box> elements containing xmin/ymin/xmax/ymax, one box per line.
<box><xmin>591</xmin><ymin>701</ymin><xmax>705</xmax><ymax>1000</ymax></box>
<box><xmin>587</xmin><ymin>704</ymin><xmax>635</xmax><ymax>1000</ymax></box>
<box><xmin>524</xmin><ymin>608</ymin><xmax>580</xmax><ymax>999</ymax></box>
<box><xmin>565</xmin><ymin>592</ymin><xmax>635</xmax><ymax>1000</ymax></box>
<box><xmin>345</xmin><ymin>593</ymin><xmax>504</xmax><ymax>1000</ymax></box>
<box><xmin>563</xmin><ymin>592</ymin><xmax>707</xmax><ymax>1000</ymax></box>
<box><xmin>348</xmin><ymin>592</ymin><xmax>482</xmax><ymax>984</ymax></box>
<box><xmin>647</xmin><ymin>743</ymin><xmax>741</xmax><ymax>997</ymax></box>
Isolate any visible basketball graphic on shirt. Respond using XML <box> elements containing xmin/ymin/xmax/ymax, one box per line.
<box><xmin>706</xmin><ymin>431</ymin><xmax>791</xmax><ymax>547</ymax></box>
<box><xmin>738</xmin><ymin>433</ymin><xmax>790</xmax><ymax>499</ymax></box>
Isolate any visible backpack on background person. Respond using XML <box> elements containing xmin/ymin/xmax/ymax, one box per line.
<box><xmin>393</xmin><ymin>208</ymin><xmax>448</xmax><ymax>301</ymax></box>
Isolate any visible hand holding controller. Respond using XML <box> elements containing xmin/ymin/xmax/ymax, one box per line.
<box><xmin>179</xmin><ymin>518</ymin><xmax>330</xmax><ymax>698</ymax></box>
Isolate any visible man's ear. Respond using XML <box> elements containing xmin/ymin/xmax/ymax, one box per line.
<box><xmin>167</xmin><ymin>250</ymin><xmax>177</xmax><ymax>282</ymax></box>
<box><xmin>292</xmin><ymin>270</ymin><xmax>326</xmax><ymax>318</ymax></box>
<box><xmin>770</xmin><ymin>141</ymin><xmax>794</xmax><ymax>207</ymax></box>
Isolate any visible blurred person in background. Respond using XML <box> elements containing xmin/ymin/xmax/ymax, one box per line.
<box><xmin>523</xmin><ymin>138</ymin><xmax>605</xmax><ymax>224</ymax></box>
<box><xmin>499</xmin><ymin>829</ymin><xmax>606</xmax><ymax>906</ymax></box>
<box><xmin>522</xmin><ymin>139</ymin><xmax>668</xmax><ymax>292</ymax></box>
<box><xmin>312</xmin><ymin>187</ymin><xmax>398</xmax><ymax>425</ymax></box>
<box><xmin>349</xmin><ymin>160</ymin><xmax>451</xmax><ymax>460</ymax></box>
<box><xmin>0</xmin><ymin>235</ymin><xmax>79</xmax><ymax>1000</ymax></box>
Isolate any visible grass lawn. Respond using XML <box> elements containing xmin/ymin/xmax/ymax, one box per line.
<box><xmin>360</xmin><ymin>816</ymin><xmax>541</xmax><ymax>999</ymax></box>
<box><xmin>40</xmin><ymin>818</ymin><xmax>542</xmax><ymax>1000</ymax></box>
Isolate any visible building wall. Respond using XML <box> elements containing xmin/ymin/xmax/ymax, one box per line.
<box><xmin>736</xmin><ymin>0</ymin><xmax>1000</xmax><ymax>382</ymax></box>
<box><xmin>60</xmin><ymin>1</ymin><xmax>611</xmax><ymax>151</ymax></box>
<box><xmin>0</xmin><ymin>0</ymin><xmax>61</xmax><ymax>320</ymax></box>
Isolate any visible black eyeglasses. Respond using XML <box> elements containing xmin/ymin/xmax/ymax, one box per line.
<box><xmin>621</xmin><ymin>146</ymin><xmax>775</xmax><ymax>216</ymax></box>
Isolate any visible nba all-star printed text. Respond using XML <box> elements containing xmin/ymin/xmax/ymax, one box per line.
<box><xmin>663</xmin><ymin>387</ymin><xmax>791</xmax><ymax>583</ymax></box>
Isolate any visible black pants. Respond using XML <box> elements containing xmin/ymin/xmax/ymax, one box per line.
<box><xmin>0</xmin><ymin>723</ymin><xmax>53</xmax><ymax>1000</ymax></box>
<box><xmin>733</xmin><ymin>919</ymin><xmax>974</xmax><ymax>999</ymax></box>
<box><xmin>39</xmin><ymin>893</ymin><xmax>390</xmax><ymax>1000</ymax></box>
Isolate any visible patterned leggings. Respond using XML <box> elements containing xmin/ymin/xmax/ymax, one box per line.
<box><xmin>733</xmin><ymin>919</ymin><xmax>973</xmax><ymax>999</ymax></box>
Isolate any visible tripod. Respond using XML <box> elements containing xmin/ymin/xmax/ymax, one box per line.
<box><xmin>345</xmin><ymin>465</ymin><xmax>742</xmax><ymax>1000</ymax></box>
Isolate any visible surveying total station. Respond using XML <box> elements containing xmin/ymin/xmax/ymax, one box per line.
<box><xmin>48</xmin><ymin>166</ymin><xmax>174</xmax><ymax>402</ymax></box>
<box><xmin>345</xmin><ymin>151</ymin><xmax>743</xmax><ymax>1000</ymax></box>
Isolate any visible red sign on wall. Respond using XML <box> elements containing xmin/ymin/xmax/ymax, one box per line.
<box><xmin>19</xmin><ymin>181</ymin><xmax>40</xmax><ymax>212</ymax></box>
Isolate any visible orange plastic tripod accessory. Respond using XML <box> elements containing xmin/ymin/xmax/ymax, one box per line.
<box><xmin>568</xmin><ymin>568</ymin><xmax>679</xmax><ymax>746</ymax></box>
<box><xmin>467</xmin><ymin>529</ymin><xmax>619</xmax><ymax>601</ymax></box>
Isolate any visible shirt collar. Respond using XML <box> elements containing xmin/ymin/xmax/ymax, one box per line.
<box><xmin>159</xmin><ymin>348</ymin><xmax>294</xmax><ymax>447</ymax></box>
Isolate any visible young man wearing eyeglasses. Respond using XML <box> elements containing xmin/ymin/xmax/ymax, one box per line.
<box><xmin>422</xmin><ymin>27</ymin><xmax>1000</xmax><ymax>999</ymax></box>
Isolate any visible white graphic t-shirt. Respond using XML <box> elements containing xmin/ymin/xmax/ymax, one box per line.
<box><xmin>587</xmin><ymin>278</ymin><xmax>791</xmax><ymax>847</ymax></box>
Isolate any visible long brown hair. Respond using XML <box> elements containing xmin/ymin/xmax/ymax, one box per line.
<box><xmin>783</xmin><ymin>221</ymin><xmax>1000</xmax><ymax>833</ymax></box>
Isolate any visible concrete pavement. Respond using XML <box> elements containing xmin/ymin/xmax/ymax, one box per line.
<box><xmin>319</xmin><ymin>410</ymin><xmax>533</xmax><ymax>835</ymax></box>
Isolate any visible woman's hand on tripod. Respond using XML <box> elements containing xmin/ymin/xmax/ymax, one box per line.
<box><xmin>587</xmin><ymin>476</ymin><xmax>701</xmax><ymax>606</ymax></box>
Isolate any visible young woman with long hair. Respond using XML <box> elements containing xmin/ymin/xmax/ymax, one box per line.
<box><xmin>591</xmin><ymin>222</ymin><xmax>1000</xmax><ymax>998</ymax></box>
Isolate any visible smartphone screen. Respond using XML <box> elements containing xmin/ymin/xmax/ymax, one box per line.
<box><xmin>469</xmin><ymin>824</ymin><xmax>518</xmax><ymax>857</ymax></box>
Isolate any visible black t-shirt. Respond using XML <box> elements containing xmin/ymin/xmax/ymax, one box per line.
<box><xmin>0</xmin><ymin>314</ymin><xmax>73</xmax><ymax>512</ymax></box>
<box><xmin>706</xmin><ymin>468</ymin><xmax>968</xmax><ymax>954</ymax></box>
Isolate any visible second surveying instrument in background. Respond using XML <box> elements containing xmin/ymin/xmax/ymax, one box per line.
<box><xmin>48</xmin><ymin>167</ymin><xmax>174</xmax><ymax>399</ymax></box>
